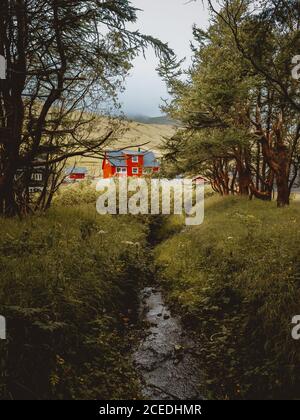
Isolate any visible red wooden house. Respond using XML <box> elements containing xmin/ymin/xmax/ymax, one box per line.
<box><xmin>102</xmin><ymin>149</ymin><xmax>160</xmax><ymax>178</ymax></box>
<box><xmin>65</xmin><ymin>167</ymin><xmax>88</xmax><ymax>182</ymax></box>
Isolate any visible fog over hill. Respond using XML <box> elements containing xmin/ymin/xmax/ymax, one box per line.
<box><xmin>127</xmin><ymin>114</ymin><xmax>176</xmax><ymax>126</ymax></box>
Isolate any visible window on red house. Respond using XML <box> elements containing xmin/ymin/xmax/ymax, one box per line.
<box><xmin>117</xmin><ymin>167</ymin><xmax>127</xmax><ymax>174</ymax></box>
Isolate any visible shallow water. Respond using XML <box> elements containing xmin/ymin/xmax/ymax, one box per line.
<box><xmin>133</xmin><ymin>287</ymin><xmax>204</xmax><ymax>400</ymax></box>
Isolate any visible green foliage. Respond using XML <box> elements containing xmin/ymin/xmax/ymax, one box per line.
<box><xmin>0</xmin><ymin>204</ymin><xmax>150</xmax><ymax>400</ymax></box>
<box><xmin>0</xmin><ymin>0</ymin><xmax>174</xmax><ymax>217</ymax></box>
<box><xmin>155</xmin><ymin>197</ymin><xmax>300</xmax><ymax>399</ymax></box>
<box><xmin>53</xmin><ymin>182</ymin><xmax>98</xmax><ymax>207</ymax></box>
<box><xmin>160</xmin><ymin>6</ymin><xmax>257</xmax><ymax>175</ymax></box>
<box><xmin>160</xmin><ymin>1</ymin><xmax>300</xmax><ymax>203</ymax></box>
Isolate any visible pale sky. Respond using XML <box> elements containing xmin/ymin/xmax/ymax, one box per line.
<box><xmin>119</xmin><ymin>0</ymin><xmax>210</xmax><ymax>117</ymax></box>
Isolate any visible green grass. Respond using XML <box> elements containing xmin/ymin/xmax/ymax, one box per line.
<box><xmin>2</xmin><ymin>187</ymin><xmax>300</xmax><ymax>400</ymax></box>
<box><xmin>155</xmin><ymin>196</ymin><xmax>300</xmax><ymax>400</ymax></box>
<box><xmin>0</xmin><ymin>203</ymin><xmax>150</xmax><ymax>400</ymax></box>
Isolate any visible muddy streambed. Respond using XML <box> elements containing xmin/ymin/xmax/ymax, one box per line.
<box><xmin>133</xmin><ymin>287</ymin><xmax>204</xmax><ymax>400</ymax></box>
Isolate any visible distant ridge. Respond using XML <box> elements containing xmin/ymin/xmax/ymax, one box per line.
<box><xmin>128</xmin><ymin>114</ymin><xmax>175</xmax><ymax>126</ymax></box>
<box><xmin>148</xmin><ymin>116</ymin><xmax>175</xmax><ymax>125</ymax></box>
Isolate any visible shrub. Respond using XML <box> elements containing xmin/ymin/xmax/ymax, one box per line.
<box><xmin>53</xmin><ymin>182</ymin><xmax>98</xmax><ymax>206</ymax></box>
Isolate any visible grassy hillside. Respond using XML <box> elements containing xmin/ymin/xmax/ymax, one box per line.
<box><xmin>155</xmin><ymin>196</ymin><xmax>300</xmax><ymax>400</ymax></box>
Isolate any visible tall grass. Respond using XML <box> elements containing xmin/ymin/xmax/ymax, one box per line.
<box><xmin>155</xmin><ymin>196</ymin><xmax>300</xmax><ymax>399</ymax></box>
<box><xmin>0</xmin><ymin>203</ymin><xmax>150</xmax><ymax>400</ymax></box>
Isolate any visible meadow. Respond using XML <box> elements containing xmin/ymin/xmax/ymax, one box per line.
<box><xmin>1</xmin><ymin>184</ymin><xmax>300</xmax><ymax>400</ymax></box>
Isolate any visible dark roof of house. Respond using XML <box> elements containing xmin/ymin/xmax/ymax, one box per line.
<box><xmin>65</xmin><ymin>167</ymin><xmax>88</xmax><ymax>175</ymax></box>
<box><xmin>106</xmin><ymin>150</ymin><xmax>160</xmax><ymax>168</ymax></box>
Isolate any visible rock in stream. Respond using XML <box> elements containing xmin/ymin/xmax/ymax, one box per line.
<box><xmin>133</xmin><ymin>287</ymin><xmax>204</xmax><ymax>400</ymax></box>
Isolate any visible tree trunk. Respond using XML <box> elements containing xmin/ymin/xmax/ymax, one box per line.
<box><xmin>276</xmin><ymin>173</ymin><xmax>290</xmax><ymax>207</ymax></box>
<box><xmin>0</xmin><ymin>173</ymin><xmax>18</xmax><ymax>217</ymax></box>
<box><xmin>259</xmin><ymin>128</ymin><xmax>291</xmax><ymax>207</ymax></box>
<box><xmin>238</xmin><ymin>171</ymin><xmax>250</xmax><ymax>195</ymax></box>
<box><xmin>236</xmin><ymin>161</ymin><xmax>251</xmax><ymax>196</ymax></box>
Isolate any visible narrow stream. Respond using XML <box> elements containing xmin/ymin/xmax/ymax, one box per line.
<box><xmin>133</xmin><ymin>287</ymin><xmax>204</xmax><ymax>400</ymax></box>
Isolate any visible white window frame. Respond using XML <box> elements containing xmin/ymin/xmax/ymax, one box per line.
<box><xmin>132</xmin><ymin>168</ymin><xmax>139</xmax><ymax>174</ymax></box>
<box><xmin>116</xmin><ymin>167</ymin><xmax>127</xmax><ymax>174</ymax></box>
<box><xmin>31</xmin><ymin>173</ymin><xmax>43</xmax><ymax>182</ymax></box>
<box><xmin>132</xmin><ymin>156</ymin><xmax>139</xmax><ymax>163</ymax></box>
